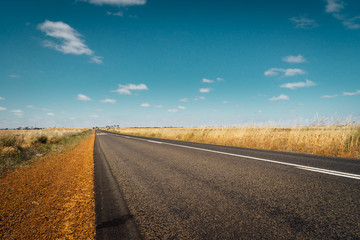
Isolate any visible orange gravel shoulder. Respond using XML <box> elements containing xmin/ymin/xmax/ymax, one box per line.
<box><xmin>0</xmin><ymin>131</ymin><xmax>95</xmax><ymax>239</ymax></box>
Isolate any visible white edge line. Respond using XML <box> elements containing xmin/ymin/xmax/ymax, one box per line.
<box><xmin>105</xmin><ymin>132</ymin><xmax>360</xmax><ymax>180</ymax></box>
<box><xmin>298</xmin><ymin>167</ymin><xmax>360</xmax><ymax>180</ymax></box>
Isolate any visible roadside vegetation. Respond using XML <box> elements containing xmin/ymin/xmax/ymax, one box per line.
<box><xmin>104</xmin><ymin>125</ymin><xmax>360</xmax><ymax>159</ymax></box>
<box><xmin>0</xmin><ymin>128</ymin><xmax>90</xmax><ymax>177</ymax></box>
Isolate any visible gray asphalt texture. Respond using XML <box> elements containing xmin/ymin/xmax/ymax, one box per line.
<box><xmin>94</xmin><ymin>130</ymin><xmax>360</xmax><ymax>239</ymax></box>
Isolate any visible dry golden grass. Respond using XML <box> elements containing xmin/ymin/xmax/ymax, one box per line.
<box><xmin>0</xmin><ymin>128</ymin><xmax>89</xmax><ymax>177</ymax></box>
<box><xmin>0</xmin><ymin>128</ymin><xmax>88</xmax><ymax>147</ymax></box>
<box><xmin>105</xmin><ymin>126</ymin><xmax>360</xmax><ymax>159</ymax></box>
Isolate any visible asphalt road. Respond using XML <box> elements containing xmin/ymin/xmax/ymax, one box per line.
<box><xmin>94</xmin><ymin>130</ymin><xmax>360</xmax><ymax>239</ymax></box>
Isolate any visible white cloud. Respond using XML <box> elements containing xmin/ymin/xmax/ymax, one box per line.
<box><xmin>280</xmin><ymin>79</ymin><xmax>316</xmax><ymax>90</ymax></box>
<box><xmin>0</xmin><ymin>97</ymin><xmax>4</xmax><ymax>100</ymax></box>
<box><xmin>77</xmin><ymin>94</ymin><xmax>91</xmax><ymax>101</ymax></box>
<box><xmin>47</xmin><ymin>113</ymin><xmax>55</xmax><ymax>116</ymax></box>
<box><xmin>343</xmin><ymin>16</ymin><xmax>360</xmax><ymax>29</ymax></box>
<box><xmin>178</xmin><ymin>106</ymin><xmax>186</xmax><ymax>110</ymax></box>
<box><xmin>269</xmin><ymin>94</ymin><xmax>290</xmax><ymax>101</ymax></box>
<box><xmin>343</xmin><ymin>90</ymin><xmax>360</xmax><ymax>96</ymax></box>
<box><xmin>0</xmin><ymin>107</ymin><xmax>7</xmax><ymax>111</ymax></box>
<box><xmin>27</xmin><ymin>105</ymin><xmax>35</xmax><ymax>109</ymax></box>
<box><xmin>216</xmin><ymin>77</ymin><xmax>224</xmax><ymax>81</ymax></box>
<box><xmin>101</xmin><ymin>98</ymin><xmax>116</xmax><ymax>104</ymax></box>
<box><xmin>222</xmin><ymin>100</ymin><xmax>228</xmax><ymax>104</ymax></box>
<box><xmin>289</xmin><ymin>17</ymin><xmax>319</xmax><ymax>29</ymax></box>
<box><xmin>199</xmin><ymin>96</ymin><xmax>206</xmax><ymax>100</ymax></box>
<box><xmin>168</xmin><ymin>109</ymin><xmax>179</xmax><ymax>112</ymax></box>
<box><xmin>325</xmin><ymin>0</ymin><xmax>360</xmax><ymax>30</ymax></box>
<box><xmin>11</xmin><ymin>109</ymin><xmax>24</xmax><ymax>116</ymax></box>
<box><xmin>112</xmin><ymin>83</ymin><xmax>148</xmax><ymax>95</ymax></box>
<box><xmin>107</xmin><ymin>11</ymin><xmax>124</xmax><ymax>17</ymax></box>
<box><xmin>9</xmin><ymin>74</ymin><xmax>21</xmax><ymax>78</ymax></box>
<box><xmin>140</xmin><ymin>103</ymin><xmax>150</xmax><ymax>107</ymax></box>
<box><xmin>84</xmin><ymin>0</ymin><xmax>146</xmax><ymax>6</ymax></box>
<box><xmin>264</xmin><ymin>69</ymin><xmax>279</xmax><ymax>76</ymax></box>
<box><xmin>321</xmin><ymin>94</ymin><xmax>338</xmax><ymax>98</ymax></box>
<box><xmin>89</xmin><ymin>113</ymin><xmax>99</xmax><ymax>118</ymax></box>
<box><xmin>38</xmin><ymin>20</ymin><xmax>100</xmax><ymax>61</ymax></box>
<box><xmin>155</xmin><ymin>105</ymin><xmax>163</xmax><ymax>108</ymax></box>
<box><xmin>179</xmin><ymin>98</ymin><xmax>189</xmax><ymax>102</ymax></box>
<box><xmin>282</xmin><ymin>55</ymin><xmax>306</xmax><ymax>63</ymax></box>
<box><xmin>325</xmin><ymin>0</ymin><xmax>345</xmax><ymax>13</ymax></box>
<box><xmin>264</xmin><ymin>68</ymin><xmax>305</xmax><ymax>77</ymax></box>
<box><xmin>90</xmin><ymin>56</ymin><xmax>104</xmax><ymax>64</ymax></box>
<box><xmin>202</xmin><ymin>78</ymin><xmax>214</xmax><ymax>83</ymax></box>
<box><xmin>199</xmin><ymin>88</ymin><xmax>211</xmax><ymax>93</ymax></box>
<box><xmin>258</xmin><ymin>110</ymin><xmax>262</xmax><ymax>113</ymax></box>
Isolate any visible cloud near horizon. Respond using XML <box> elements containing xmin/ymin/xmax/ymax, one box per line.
<box><xmin>77</xmin><ymin>94</ymin><xmax>91</xmax><ymax>101</ymax></box>
<box><xmin>140</xmin><ymin>103</ymin><xmax>150</xmax><ymax>107</ymax></box>
<box><xmin>202</xmin><ymin>78</ymin><xmax>214</xmax><ymax>83</ymax></box>
<box><xmin>269</xmin><ymin>94</ymin><xmax>290</xmax><ymax>101</ymax></box>
<box><xmin>264</xmin><ymin>68</ymin><xmax>305</xmax><ymax>77</ymax></box>
<box><xmin>9</xmin><ymin>74</ymin><xmax>21</xmax><ymax>78</ymax></box>
<box><xmin>282</xmin><ymin>55</ymin><xmax>306</xmax><ymax>63</ymax></box>
<box><xmin>112</xmin><ymin>83</ymin><xmax>148</xmax><ymax>95</ymax></box>
<box><xmin>90</xmin><ymin>56</ymin><xmax>103</xmax><ymax>64</ymax></box>
<box><xmin>321</xmin><ymin>89</ymin><xmax>360</xmax><ymax>98</ymax></box>
<box><xmin>321</xmin><ymin>94</ymin><xmax>338</xmax><ymax>98</ymax></box>
<box><xmin>199</xmin><ymin>88</ymin><xmax>211</xmax><ymax>93</ymax></box>
<box><xmin>83</xmin><ymin>0</ymin><xmax>146</xmax><ymax>6</ymax></box>
<box><xmin>343</xmin><ymin>90</ymin><xmax>360</xmax><ymax>96</ymax></box>
<box><xmin>280</xmin><ymin>79</ymin><xmax>316</xmax><ymax>90</ymax></box>
<box><xmin>101</xmin><ymin>98</ymin><xmax>116</xmax><ymax>104</ymax></box>
<box><xmin>11</xmin><ymin>109</ymin><xmax>24</xmax><ymax>117</ymax></box>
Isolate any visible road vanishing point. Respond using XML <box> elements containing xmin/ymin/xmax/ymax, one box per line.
<box><xmin>94</xmin><ymin>130</ymin><xmax>360</xmax><ymax>240</ymax></box>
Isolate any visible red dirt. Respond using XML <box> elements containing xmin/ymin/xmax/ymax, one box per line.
<box><xmin>0</xmin><ymin>131</ymin><xmax>95</xmax><ymax>239</ymax></box>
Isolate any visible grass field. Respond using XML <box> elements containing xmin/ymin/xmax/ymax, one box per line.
<box><xmin>0</xmin><ymin>128</ymin><xmax>90</xmax><ymax>177</ymax></box>
<box><xmin>104</xmin><ymin>126</ymin><xmax>360</xmax><ymax>159</ymax></box>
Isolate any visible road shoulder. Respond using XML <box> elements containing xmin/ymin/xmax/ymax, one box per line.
<box><xmin>94</xmin><ymin>133</ymin><xmax>142</xmax><ymax>240</ymax></box>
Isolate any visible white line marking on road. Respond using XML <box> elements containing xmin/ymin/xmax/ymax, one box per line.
<box><xmin>147</xmin><ymin>140</ymin><xmax>163</xmax><ymax>144</ymax></box>
<box><xmin>297</xmin><ymin>167</ymin><xmax>360</xmax><ymax>180</ymax></box>
<box><xmin>105</xmin><ymin>133</ymin><xmax>360</xmax><ymax>180</ymax></box>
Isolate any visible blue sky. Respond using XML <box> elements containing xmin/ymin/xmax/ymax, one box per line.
<box><xmin>0</xmin><ymin>0</ymin><xmax>359</xmax><ymax>128</ymax></box>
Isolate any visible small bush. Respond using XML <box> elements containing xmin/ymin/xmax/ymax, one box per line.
<box><xmin>0</xmin><ymin>136</ymin><xmax>19</xmax><ymax>148</ymax></box>
<box><xmin>36</xmin><ymin>135</ymin><xmax>48</xmax><ymax>144</ymax></box>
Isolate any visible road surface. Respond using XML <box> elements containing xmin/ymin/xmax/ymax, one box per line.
<box><xmin>94</xmin><ymin>130</ymin><xmax>360</xmax><ymax>239</ymax></box>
